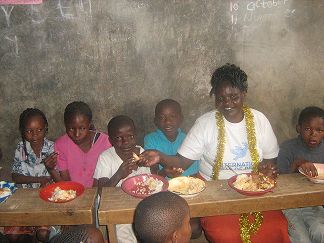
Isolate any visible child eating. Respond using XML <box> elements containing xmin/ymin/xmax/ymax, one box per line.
<box><xmin>134</xmin><ymin>191</ymin><xmax>191</xmax><ymax>243</ymax></box>
<box><xmin>93</xmin><ymin>115</ymin><xmax>156</xmax><ymax>242</ymax></box>
<box><xmin>7</xmin><ymin>108</ymin><xmax>58</xmax><ymax>242</ymax></box>
<box><xmin>278</xmin><ymin>106</ymin><xmax>324</xmax><ymax>242</ymax></box>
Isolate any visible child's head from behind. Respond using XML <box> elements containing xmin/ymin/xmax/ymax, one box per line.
<box><xmin>297</xmin><ymin>106</ymin><xmax>324</xmax><ymax>149</ymax></box>
<box><xmin>19</xmin><ymin>108</ymin><xmax>48</xmax><ymax>147</ymax></box>
<box><xmin>134</xmin><ymin>191</ymin><xmax>191</xmax><ymax>243</ymax></box>
<box><xmin>154</xmin><ymin>99</ymin><xmax>183</xmax><ymax>141</ymax></box>
<box><xmin>107</xmin><ymin>115</ymin><xmax>137</xmax><ymax>157</ymax></box>
<box><xmin>64</xmin><ymin>101</ymin><xmax>92</xmax><ymax>145</ymax></box>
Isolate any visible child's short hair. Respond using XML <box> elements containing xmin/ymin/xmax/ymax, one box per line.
<box><xmin>155</xmin><ymin>99</ymin><xmax>182</xmax><ymax>116</ymax></box>
<box><xmin>134</xmin><ymin>191</ymin><xmax>189</xmax><ymax>243</ymax></box>
<box><xmin>49</xmin><ymin>225</ymin><xmax>103</xmax><ymax>243</ymax></box>
<box><xmin>107</xmin><ymin>115</ymin><xmax>135</xmax><ymax>137</ymax></box>
<box><xmin>298</xmin><ymin>106</ymin><xmax>324</xmax><ymax>125</ymax></box>
<box><xmin>64</xmin><ymin>101</ymin><xmax>92</xmax><ymax>125</ymax></box>
<box><xmin>210</xmin><ymin>63</ymin><xmax>248</xmax><ymax>96</ymax></box>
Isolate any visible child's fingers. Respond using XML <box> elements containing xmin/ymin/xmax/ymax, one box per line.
<box><xmin>301</xmin><ymin>163</ymin><xmax>318</xmax><ymax>177</ymax></box>
<box><xmin>43</xmin><ymin>152</ymin><xmax>58</xmax><ymax>164</ymax></box>
<box><xmin>309</xmin><ymin>166</ymin><xmax>318</xmax><ymax>177</ymax></box>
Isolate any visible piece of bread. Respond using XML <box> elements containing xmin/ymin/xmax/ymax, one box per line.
<box><xmin>132</xmin><ymin>152</ymin><xmax>140</xmax><ymax>161</ymax></box>
<box><xmin>0</xmin><ymin>188</ymin><xmax>11</xmax><ymax>197</ymax></box>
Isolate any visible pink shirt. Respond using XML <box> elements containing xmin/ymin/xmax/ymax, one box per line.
<box><xmin>55</xmin><ymin>132</ymin><xmax>111</xmax><ymax>188</ymax></box>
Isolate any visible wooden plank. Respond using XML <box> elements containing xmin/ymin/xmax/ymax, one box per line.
<box><xmin>98</xmin><ymin>174</ymin><xmax>324</xmax><ymax>225</ymax></box>
<box><xmin>0</xmin><ymin>188</ymin><xmax>97</xmax><ymax>226</ymax></box>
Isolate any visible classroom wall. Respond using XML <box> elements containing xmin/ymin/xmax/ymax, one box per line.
<box><xmin>0</xmin><ymin>0</ymin><xmax>323</xmax><ymax>167</ymax></box>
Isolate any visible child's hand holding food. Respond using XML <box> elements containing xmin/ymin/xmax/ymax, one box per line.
<box><xmin>44</xmin><ymin>152</ymin><xmax>58</xmax><ymax>171</ymax></box>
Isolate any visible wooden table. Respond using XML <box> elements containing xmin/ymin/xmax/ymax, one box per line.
<box><xmin>0</xmin><ymin>188</ymin><xmax>97</xmax><ymax>226</ymax></box>
<box><xmin>98</xmin><ymin>174</ymin><xmax>324</xmax><ymax>243</ymax></box>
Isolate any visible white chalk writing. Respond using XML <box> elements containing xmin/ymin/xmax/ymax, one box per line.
<box><xmin>229</xmin><ymin>0</ymin><xmax>292</xmax><ymax>31</ymax></box>
<box><xmin>5</xmin><ymin>35</ymin><xmax>19</xmax><ymax>56</ymax></box>
<box><xmin>57</xmin><ymin>0</ymin><xmax>92</xmax><ymax>19</ymax></box>
<box><xmin>246</xmin><ymin>0</ymin><xmax>289</xmax><ymax>11</ymax></box>
<box><xmin>1</xmin><ymin>6</ymin><xmax>14</xmax><ymax>27</ymax></box>
<box><xmin>30</xmin><ymin>4</ymin><xmax>46</xmax><ymax>24</ymax></box>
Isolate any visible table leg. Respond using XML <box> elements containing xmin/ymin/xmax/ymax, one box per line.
<box><xmin>108</xmin><ymin>224</ymin><xmax>117</xmax><ymax>243</ymax></box>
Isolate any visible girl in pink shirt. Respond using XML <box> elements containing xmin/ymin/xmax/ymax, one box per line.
<box><xmin>48</xmin><ymin>101</ymin><xmax>111</xmax><ymax>188</ymax></box>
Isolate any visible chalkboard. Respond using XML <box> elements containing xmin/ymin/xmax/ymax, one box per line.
<box><xmin>0</xmin><ymin>0</ymin><xmax>323</xmax><ymax>165</ymax></box>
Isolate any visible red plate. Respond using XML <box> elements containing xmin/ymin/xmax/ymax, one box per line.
<box><xmin>39</xmin><ymin>181</ymin><xmax>85</xmax><ymax>203</ymax></box>
<box><xmin>121</xmin><ymin>174</ymin><xmax>169</xmax><ymax>199</ymax></box>
<box><xmin>227</xmin><ymin>173</ymin><xmax>275</xmax><ymax>196</ymax></box>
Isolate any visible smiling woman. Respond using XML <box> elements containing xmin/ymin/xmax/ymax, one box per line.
<box><xmin>140</xmin><ymin>63</ymin><xmax>290</xmax><ymax>243</ymax></box>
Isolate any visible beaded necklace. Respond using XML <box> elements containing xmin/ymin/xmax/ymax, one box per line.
<box><xmin>212</xmin><ymin>105</ymin><xmax>263</xmax><ymax>243</ymax></box>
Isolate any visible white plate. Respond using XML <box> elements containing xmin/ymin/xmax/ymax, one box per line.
<box><xmin>299</xmin><ymin>163</ymin><xmax>324</xmax><ymax>184</ymax></box>
<box><xmin>168</xmin><ymin>177</ymin><xmax>206</xmax><ymax>198</ymax></box>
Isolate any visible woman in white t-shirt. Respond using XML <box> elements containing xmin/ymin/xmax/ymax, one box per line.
<box><xmin>140</xmin><ymin>64</ymin><xmax>290</xmax><ymax>243</ymax></box>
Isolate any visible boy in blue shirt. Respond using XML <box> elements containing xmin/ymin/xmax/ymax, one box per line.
<box><xmin>144</xmin><ymin>99</ymin><xmax>199</xmax><ymax>178</ymax></box>
<box><xmin>278</xmin><ymin>106</ymin><xmax>324</xmax><ymax>243</ymax></box>
<box><xmin>144</xmin><ymin>99</ymin><xmax>201</xmax><ymax>239</ymax></box>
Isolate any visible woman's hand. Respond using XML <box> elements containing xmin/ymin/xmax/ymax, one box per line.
<box><xmin>44</xmin><ymin>152</ymin><xmax>58</xmax><ymax>171</ymax></box>
<box><xmin>163</xmin><ymin>167</ymin><xmax>184</xmax><ymax>178</ymax></box>
<box><xmin>258</xmin><ymin>160</ymin><xmax>278</xmax><ymax>179</ymax></box>
<box><xmin>138</xmin><ymin>150</ymin><xmax>160</xmax><ymax>167</ymax></box>
<box><xmin>299</xmin><ymin>162</ymin><xmax>318</xmax><ymax>177</ymax></box>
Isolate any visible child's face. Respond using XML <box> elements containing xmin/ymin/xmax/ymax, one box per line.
<box><xmin>154</xmin><ymin>105</ymin><xmax>183</xmax><ymax>141</ymax></box>
<box><xmin>297</xmin><ymin>117</ymin><xmax>324</xmax><ymax>149</ymax></box>
<box><xmin>214</xmin><ymin>81</ymin><xmax>246</xmax><ymax>123</ymax></box>
<box><xmin>65</xmin><ymin>114</ymin><xmax>91</xmax><ymax>145</ymax></box>
<box><xmin>174</xmin><ymin>213</ymin><xmax>191</xmax><ymax>243</ymax></box>
<box><xmin>110</xmin><ymin>123</ymin><xmax>137</xmax><ymax>157</ymax></box>
<box><xmin>23</xmin><ymin>115</ymin><xmax>47</xmax><ymax>148</ymax></box>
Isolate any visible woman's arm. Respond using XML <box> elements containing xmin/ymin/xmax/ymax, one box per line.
<box><xmin>140</xmin><ymin>150</ymin><xmax>194</xmax><ymax>170</ymax></box>
<box><xmin>149</xmin><ymin>164</ymin><xmax>159</xmax><ymax>175</ymax></box>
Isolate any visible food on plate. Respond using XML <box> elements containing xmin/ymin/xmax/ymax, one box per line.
<box><xmin>48</xmin><ymin>187</ymin><xmax>77</xmax><ymax>202</ymax></box>
<box><xmin>168</xmin><ymin>176</ymin><xmax>205</xmax><ymax>195</ymax></box>
<box><xmin>233</xmin><ymin>173</ymin><xmax>275</xmax><ymax>191</ymax></box>
<box><xmin>0</xmin><ymin>188</ymin><xmax>11</xmax><ymax>197</ymax></box>
<box><xmin>131</xmin><ymin>177</ymin><xmax>164</xmax><ymax>196</ymax></box>
<box><xmin>174</xmin><ymin>167</ymin><xmax>184</xmax><ymax>173</ymax></box>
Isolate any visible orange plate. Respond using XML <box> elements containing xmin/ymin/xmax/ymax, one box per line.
<box><xmin>39</xmin><ymin>181</ymin><xmax>85</xmax><ymax>203</ymax></box>
<box><xmin>121</xmin><ymin>174</ymin><xmax>169</xmax><ymax>199</ymax></box>
<box><xmin>227</xmin><ymin>173</ymin><xmax>275</xmax><ymax>196</ymax></box>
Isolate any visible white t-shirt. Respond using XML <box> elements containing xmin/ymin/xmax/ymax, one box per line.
<box><xmin>93</xmin><ymin>145</ymin><xmax>150</xmax><ymax>243</ymax></box>
<box><xmin>178</xmin><ymin>109</ymin><xmax>279</xmax><ymax>180</ymax></box>
<box><xmin>93</xmin><ymin>145</ymin><xmax>150</xmax><ymax>186</ymax></box>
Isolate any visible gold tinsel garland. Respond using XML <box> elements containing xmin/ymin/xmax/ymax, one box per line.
<box><xmin>212</xmin><ymin>106</ymin><xmax>263</xmax><ymax>243</ymax></box>
<box><xmin>239</xmin><ymin>212</ymin><xmax>263</xmax><ymax>243</ymax></box>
